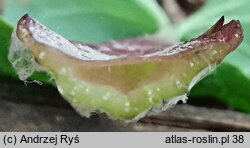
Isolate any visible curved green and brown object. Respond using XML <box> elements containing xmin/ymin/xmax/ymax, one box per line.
<box><xmin>8</xmin><ymin>15</ymin><xmax>243</xmax><ymax>121</ymax></box>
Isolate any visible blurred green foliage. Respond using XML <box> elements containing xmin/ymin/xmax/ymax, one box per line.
<box><xmin>3</xmin><ymin>0</ymin><xmax>168</xmax><ymax>43</ymax></box>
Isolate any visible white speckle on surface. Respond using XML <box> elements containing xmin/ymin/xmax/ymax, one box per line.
<box><xmin>73</xmin><ymin>86</ymin><xmax>78</xmax><ymax>91</ymax></box>
<box><xmin>59</xmin><ymin>68</ymin><xmax>67</xmax><ymax>75</ymax></box>
<box><xmin>176</xmin><ymin>80</ymin><xmax>182</xmax><ymax>88</ymax></box>
<box><xmin>85</xmin><ymin>88</ymin><xmax>90</xmax><ymax>92</ymax></box>
<box><xmin>147</xmin><ymin>90</ymin><xmax>153</xmax><ymax>95</ymax></box>
<box><xmin>218</xmin><ymin>37</ymin><xmax>225</xmax><ymax>42</ymax></box>
<box><xmin>20</xmin><ymin>19</ymin><xmax>26</xmax><ymax>24</ymax></box>
<box><xmin>29</xmin><ymin>19</ymin><xmax>34</xmax><ymax>25</ymax></box>
<box><xmin>148</xmin><ymin>96</ymin><xmax>154</xmax><ymax>103</ymax></box>
<box><xmin>147</xmin><ymin>89</ymin><xmax>155</xmax><ymax>103</ymax></box>
<box><xmin>38</xmin><ymin>51</ymin><xmax>45</xmax><ymax>59</ymax></box>
<box><xmin>236</xmin><ymin>23</ymin><xmax>241</xmax><ymax>28</ymax></box>
<box><xmin>156</xmin><ymin>87</ymin><xmax>160</xmax><ymax>92</ymax></box>
<box><xmin>235</xmin><ymin>34</ymin><xmax>239</xmax><ymax>38</ymax></box>
<box><xmin>125</xmin><ymin>101</ymin><xmax>130</xmax><ymax>107</ymax></box>
<box><xmin>189</xmin><ymin>62</ymin><xmax>194</xmax><ymax>67</ymax></box>
<box><xmin>103</xmin><ymin>92</ymin><xmax>110</xmax><ymax>101</ymax></box>
<box><xmin>20</xmin><ymin>28</ymin><xmax>29</xmax><ymax>38</ymax></box>
<box><xmin>212</xmin><ymin>50</ymin><xmax>218</xmax><ymax>55</ymax></box>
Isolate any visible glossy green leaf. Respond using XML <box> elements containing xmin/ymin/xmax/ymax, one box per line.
<box><xmin>178</xmin><ymin>0</ymin><xmax>250</xmax><ymax>112</ymax></box>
